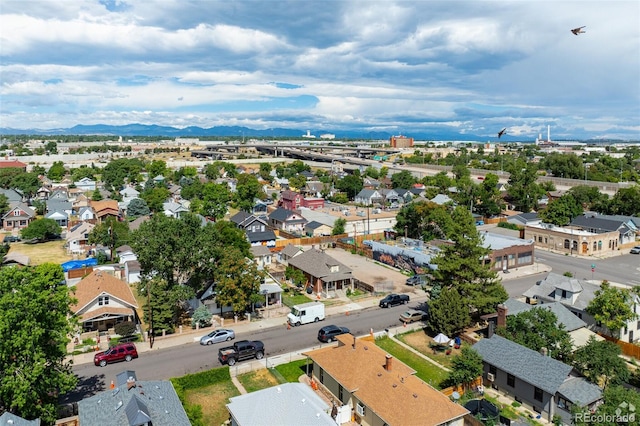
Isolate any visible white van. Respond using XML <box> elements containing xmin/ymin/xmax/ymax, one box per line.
<box><xmin>287</xmin><ymin>302</ymin><xmax>325</xmax><ymax>326</ymax></box>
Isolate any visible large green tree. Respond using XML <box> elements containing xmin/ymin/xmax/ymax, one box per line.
<box><xmin>427</xmin><ymin>286</ymin><xmax>471</xmax><ymax>336</ymax></box>
<box><xmin>572</xmin><ymin>385</ymin><xmax>640</xmax><ymax>426</ymax></box>
<box><xmin>390</xmin><ymin>170</ymin><xmax>416</xmax><ymax>189</ymax></box>
<box><xmin>430</xmin><ymin>206</ymin><xmax>507</xmax><ymax>316</ymax></box>
<box><xmin>539</xmin><ymin>194</ymin><xmax>583</xmax><ymax>226</ymax></box>
<box><xmin>572</xmin><ymin>336</ymin><xmax>630</xmax><ymax>388</ymax></box>
<box><xmin>497</xmin><ymin>308</ymin><xmax>573</xmax><ymax>361</ymax></box>
<box><xmin>586</xmin><ymin>281</ymin><xmax>638</xmax><ymax>338</ymax></box>
<box><xmin>394</xmin><ymin>201</ymin><xmax>453</xmax><ymax>240</ymax></box>
<box><xmin>191</xmin><ymin>182</ymin><xmax>231</xmax><ymax>220</ymax></box>
<box><xmin>141</xmin><ymin>186</ymin><xmax>171</xmax><ymax>213</ymax></box>
<box><xmin>47</xmin><ymin>161</ymin><xmax>67</xmax><ymax>182</ymax></box>
<box><xmin>446</xmin><ymin>346</ymin><xmax>484</xmax><ymax>388</ymax></box>
<box><xmin>506</xmin><ymin>162</ymin><xmax>543</xmax><ymax>212</ymax></box>
<box><xmin>234</xmin><ymin>173</ymin><xmax>265</xmax><ymax>212</ymax></box>
<box><xmin>335</xmin><ymin>173</ymin><xmax>363</xmax><ymax>200</ymax></box>
<box><xmin>88</xmin><ymin>217</ymin><xmax>130</xmax><ymax>256</ymax></box>
<box><xmin>540</xmin><ymin>152</ymin><xmax>584</xmax><ymax>179</ymax></box>
<box><xmin>20</xmin><ymin>218</ymin><xmax>61</xmax><ymax>241</ymax></box>
<box><xmin>0</xmin><ymin>264</ymin><xmax>77</xmax><ymax>424</ymax></box>
<box><xmin>126</xmin><ymin>198</ymin><xmax>150</xmax><ymax>217</ymax></box>
<box><xmin>213</xmin><ymin>247</ymin><xmax>262</xmax><ymax>314</ymax></box>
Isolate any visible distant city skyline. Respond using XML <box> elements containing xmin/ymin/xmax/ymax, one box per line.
<box><xmin>1</xmin><ymin>1</ymin><xmax>639</xmax><ymax>141</ymax></box>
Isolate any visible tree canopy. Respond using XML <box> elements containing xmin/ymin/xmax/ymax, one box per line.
<box><xmin>0</xmin><ymin>264</ymin><xmax>77</xmax><ymax>424</ymax></box>
<box><xmin>539</xmin><ymin>194</ymin><xmax>583</xmax><ymax>226</ymax></box>
<box><xmin>572</xmin><ymin>336</ymin><xmax>630</xmax><ymax>388</ymax></box>
<box><xmin>20</xmin><ymin>218</ymin><xmax>61</xmax><ymax>241</ymax></box>
<box><xmin>586</xmin><ymin>281</ymin><xmax>638</xmax><ymax>338</ymax></box>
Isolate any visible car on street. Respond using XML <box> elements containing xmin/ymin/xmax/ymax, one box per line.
<box><xmin>200</xmin><ymin>329</ymin><xmax>235</xmax><ymax>345</ymax></box>
<box><xmin>94</xmin><ymin>343</ymin><xmax>138</xmax><ymax>367</ymax></box>
<box><xmin>379</xmin><ymin>293</ymin><xmax>410</xmax><ymax>308</ymax></box>
<box><xmin>399</xmin><ymin>309</ymin><xmax>426</xmax><ymax>324</ymax></box>
<box><xmin>630</xmin><ymin>246</ymin><xmax>640</xmax><ymax>254</ymax></box>
<box><xmin>3</xmin><ymin>235</ymin><xmax>21</xmax><ymax>243</ymax></box>
<box><xmin>317</xmin><ymin>325</ymin><xmax>350</xmax><ymax>343</ymax></box>
<box><xmin>406</xmin><ymin>274</ymin><xmax>429</xmax><ymax>286</ymax></box>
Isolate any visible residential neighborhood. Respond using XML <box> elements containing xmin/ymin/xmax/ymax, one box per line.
<box><xmin>0</xmin><ymin>139</ymin><xmax>639</xmax><ymax>426</ymax></box>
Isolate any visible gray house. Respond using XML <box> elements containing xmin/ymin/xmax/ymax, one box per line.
<box><xmin>287</xmin><ymin>248</ymin><xmax>354</xmax><ymax>296</ymax></box>
<box><xmin>474</xmin><ymin>335</ymin><xmax>602</xmax><ymax>424</ymax></box>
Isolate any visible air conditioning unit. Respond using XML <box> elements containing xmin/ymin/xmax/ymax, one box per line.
<box><xmin>487</xmin><ymin>372</ymin><xmax>495</xmax><ymax>381</ymax></box>
<box><xmin>356</xmin><ymin>403</ymin><xmax>365</xmax><ymax>416</ymax></box>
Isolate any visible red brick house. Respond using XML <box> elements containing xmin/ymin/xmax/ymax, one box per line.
<box><xmin>2</xmin><ymin>202</ymin><xmax>36</xmax><ymax>231</ymax></box>
<box><xmin>279</xmin><ymin>190</ymin><xmax>324</xmax><ymax>210</ymax></box>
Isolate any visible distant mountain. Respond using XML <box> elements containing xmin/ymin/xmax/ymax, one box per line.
<box><xmin>0</xmin><ymin>123</ymin><xmax>494</xmax><ymax>141</ymax></box>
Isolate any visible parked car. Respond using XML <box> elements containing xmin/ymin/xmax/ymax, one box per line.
<box><xmin>630</xmin><ymin>246</ymin><xmax>640</xmax><ymax>254</ymax></box>
<box><xmin>379</xmin><ymin>293</ymin><xmax>410</xmax><ymax>308</ymax></box>
<box><xmin>94</xmin><ymin>343</ymin><xmax>138</xmax><ymax>367</ymax></box>
<box><xmin>3</xmin><ymin>235</ymin><xmax>21</xmax><ymax>243</ymax></box>
<box><xmin>400</xmin><ymin>309</ymin><xmax>426</xmax><ymax>324</ymax></box>
<box><xmin>406</xmin><ymin>274</ymin><xmax>429</xmax><ymax>286</ymax></box>
<box><xmin>200</xmin><ymin>328</ymin><xmax>235</xmax><ymax>345</ymax></box>
<box><xmin>218</xmin><ymin>340</ymin><xmax>264</xmax><ymax>366</ymax></box>
<box><xmin>317</xmin><ymin>325</ymin><xmax>350</xmax><ymax>343</ymax></box>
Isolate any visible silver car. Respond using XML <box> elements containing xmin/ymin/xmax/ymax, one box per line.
<box><xmin>630</xmin><ymin>246</ymin><xmax>640</xmax><ymax>254</ymax></box>
<box><xmin>200</xmin><ymin>329</ymin><xmax>235</xmax><ymax>345</ymax></box>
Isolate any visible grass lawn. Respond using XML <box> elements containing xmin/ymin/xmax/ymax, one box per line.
<box><xmin>375</xmin><ymin>335</ymin><xmax>449</xmax><ymax>389</ymax></box>
<box><xmin>185</xmin><ymin>380</ymin><xmax>240</xmax><ymax>426</ymax></box>
<box><xmin>282</xmin><ymin>291</ymin><xmax>314</xmax><ymax>307</ymax></box>
<box><xmin>274</xmin><ymin>359</ymin><xmax>312</xmax><ymax>382</ymax></box>
<box><xmin>396</xmin><ymin>329</ymin><xmax>465</xmax><ymax>369</ymax></box>
<box><xmin>236</xmin><ymin>369</ymin><xmax>280</xmax><ymax>393</ymax></box>
<box><xmin>8</xmin><ymin>240</ymin><xmax>73</xmax><ymax>265</ymax></box>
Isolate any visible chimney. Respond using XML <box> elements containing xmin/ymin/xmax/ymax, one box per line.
<box><xmin>126</xmin><ymin>376</ymin><xmax>136</xmax><ymax>390</ymax></box>
<box><xmin>497</xmin><ymin>304</ymin><xmax>508</xmax><ymax>328</ymax></box>
<box><xmin>385</xmin><ymin>354</ymin><xmax>393</xmax><ymax>371</ymax></box>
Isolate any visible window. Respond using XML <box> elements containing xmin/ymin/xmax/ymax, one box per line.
<box><xmin>593</xmin><ymin>241</ymin><xmax>597</xmax><ymax>251</ymax></box>
<box><xmin>558</xmin><ymin>397</ymin><xmax>571</xmax><ymax>411</ymax></box>
<box><xmin>544</xmin><ymin>237</ymin><xmax>548</xmax><ymax>244</ymax></box>
<box><xmin>489</xmin><ymin>365</ymin><xmax>497</xmax><ymax>376</ymax></box>
<box><xmin>13</xmin><ymin>210</ymin><xmax>20</xmax><ymax>216</ymax></box>
<box><xmin>507</xmin><ymin>374</ymin><xmax>515</xmax><ymax>387</ymax></box>
<box><xmin>338</xmin><ymin>385</ymin><xmax>343</xmax><ymax>401</ymax></box>
<box><xmin>624</xmin><ymin>326</ymin><xmax>628</xmax><ymax>335</ymax></box>
<box><xmin>564</xmin><ymin>239</ymin><xmax>570</xmax><ymax>249</ymax></box>
<box><xmin>572</xmin><ymin>241</ymin><xmax>578</xmax><ymax>251</ymax></box>
<box><xmin>598</xmin><ymin>240</ymin><xmax>602</xmax><ymax>250</ymax></box>
<box><xmin>518</xmin><ymin>252</ymin><xmax>532</xmax><ymax>265</ymax></box>
<box><xmin>319</xmin><ymin>369</ymin><xmax>324</xmax><ymax>384</ymax></box>
<box><xmin>561</xmin><ymin>290</ymin><xmax>567</xmax><ymax>298</ymax></box>
<box><xmin>534</xmin><ymin>387</ymin><xmax>543</xmax><ymax>402</ymax></box>
<box><xmin>98</xmin><ymin>296</ymin><xmax>109</xmax><ymax>306</ymax></box>
<box><xmin>538</xmin><ymin>236</ymin><xmax>542</xmax><ymax>243</ymax></box>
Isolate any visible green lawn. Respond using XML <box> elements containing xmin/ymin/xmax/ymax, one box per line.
<box><xmin>274</xmin><ymin>359</ymin><xmax>312</xmax><ymax>382</ymax></box>
<box><xmin>375</xmin><ymin>335</ymin><xmax>449</xmax><ymax>389</ymax></box>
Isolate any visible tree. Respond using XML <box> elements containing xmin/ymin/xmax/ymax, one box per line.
<box><xmin>91</xmin><ymin>187</ymin><xmax>103</xmax><ymax>201</ymax></box>
<box><xmin>0</xmin><ymin>193</ymin><xmax>9</xmax><ymax>217</ymax></box>
<box><xmin>20</xmin><ymin>218</ymin><xmax>61</xmax><ymax>241</ymax></box>
<box><xmin>572</xmin><ymin>336</ymin><xmax>630</xmax><ymax>388</ymax></box>
<box><xmin>390</xmin><ymin>170</ymin><xmax>416</xmax><ymax>189</ymax></box>
<box><xmin>101</xmin><ymin>158</ymin><xmax>144</xmax><ymax>190</ymax></box>
<box><xmin>259</xmin><ymin>162</ymin><xmax>272</xmax><ymax>181</ymax></box>
<box><xmin>139</xmin><ymin>276</ymin><xmax>180</xmax><ymax>336</ymax></box>
<box><xmin>607</xmin><ymin>185</ymin><xmax>640</xmax><ymax>216</ymax></box>
<box><xmin>146</xmin><ymin>160</ymin><xmax>168</xmax><ymax>179</ymax></box>
<box><xmin>539</xmin><ymin>194</ymin><xmax>583</xmax><ymax>226</ymax></box>
<box><xmin>426</xmin><ymin>286</ymin><xmax>471</xmax><ymax>336</ymax></box>
<box><xmin>0</xmin><ymin>264</ymin><xmax>77</xmax><ymax>423</ymax></box>
<box><xmin>431</xmin><ymin>206</ymin><xmax>507</xmax><ymax>316</ymax></box>
<box><xmin>285</xmin><ymin>266</ymin><xmax>306</xmax><ymax>288</ymax></box>
<box><xmin>567</xmin><ymin>185</ymin><xmax>609</xmax><ymax>210</ymax></box>
<box><xmin>394</xmin><ymin>201</ymin><xmax>453</xmax><ymax>240</ymax></box>
<box><xmin>497</xmin><ymin>308</ymin><xmax>573</xmax><ymax>361</ymax></box>
<box><xmin>332</xmin><ymin>218</ymin><xmax>346</xmax><ymax>235</ymax></box>
<box><xmin>191</xmin><ymin>305</ymin><xmax>212</xmax><ymax>328</ymax></box>
<box><xmin>474</xmin><ymin>173</ymin><xmax>503</xmax><ymax>218</ymax></box>
<box><xmin>10</xmin><ymin>172</ymin><xmax>41</xmax><ymax>199</ymax></box>
<box><xmin>573</xmin><ymin>385</ymin><xmax>640</xmax><ymax>426</ymax></box>
<box><xmin>446</xmin><ymin>346</ymin><xmax>484</xmax><ymax>388</ymax></box>
<box><xmin>234</xmin><ymin>173</ymin><xmax>265</xmax><ymax>212</ymax></box>
<box><xmin>213</xmin><ymin>247</ymin><xmax>262</xmax><ymax>314</ymax></box>
<box><xmin>88</xmin><ymin>217</ymin><xmax>130</xmax><ymax>256</ymax></box>
<box><xmin>586</xmin><ymin>281</ymin><xmax>638</xmax><ymax>338</ymax></box>
<box><xmin>507</xmin><ymin>162</ymin><xmax>543</xmax><ymax>212</ymax></box>
<box><xmin>47</xmin><ymin>161</ymin><xmax>66</xmax><ymax>181</ymax></box>
<box><xmin>192</xmin><ymin>182</ymin><xmax>231</xmax><ymax>220</ymax></box>
<box><xmin>288</xmin><ymin>174</ymin><xmax>307</xmax><ymax>190</ymax></box>
<box><xmin>44</xmin><ymin>140</ymin><xmax>58</xmax><ymax>154</ymax></box>
<box><xmin>141</xmin><ymin>186</ymin><xmax>171</xmax><ymax>213</ymax></box>
<box><xmin>70</xmin><ymin>166</ymin><xmax>95</xmax><ymax>183</ymax></box>
<box><xmin>127</xmin><ymin>198</ymin><xmax>150</xmax><ymax>217</ymax></box>
<box><xmin>540</xmin><ymin>152</ymin><xmax>584</xmax><ymax>179</ymax></box>
<box><xmin>335</xmin><ymin>173</ymin><xmax>363</xmax><ymax>200</ymax></box>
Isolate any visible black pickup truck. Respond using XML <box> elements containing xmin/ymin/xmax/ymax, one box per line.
<box><xmin>379</xmin><ymin>293</ymin><xmax>410</xmax><ymax>308</ymax></box>
<box><xmin>218</xmin><ymin>340</ymin><xmax>265</xmax><ymax>366</ymax></box>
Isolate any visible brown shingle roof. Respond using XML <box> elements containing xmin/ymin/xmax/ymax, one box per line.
<box><xmin>90</xmin><ymin>199</ymin><xmax>119</xmax><ymax>214</ymax></box>
<box><xmin>71</xmin><ymin>270</ymin><xmax>138</xmax><ymax>314</ymax></box>
<box><xmin>304</xmin><ymin>335</ymin><xmax>468</xmax><ymax>425</ymax></box>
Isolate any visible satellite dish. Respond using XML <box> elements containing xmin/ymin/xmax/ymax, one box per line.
<box><xmin>452</xmin><ymin>391</ymin><xmax>461</xmax><ymax>400</ymax></box>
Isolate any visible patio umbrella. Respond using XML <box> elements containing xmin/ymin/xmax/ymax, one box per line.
<box><xmin>434</xmin><ymin>333</ymin><xmax>450</xmax><ymax>344</ymax></box>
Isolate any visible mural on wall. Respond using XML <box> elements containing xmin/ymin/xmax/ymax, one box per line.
<box><xmin>368</xmin><ymin>239</ymin><xmax>435</xmax><ymax>274</ymax></box>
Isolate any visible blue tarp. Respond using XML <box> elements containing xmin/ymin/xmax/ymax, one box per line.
<box><xmin>61</xmin><ymin>258</ymin><xmax>98</xmax><ymax>272</ymax></box>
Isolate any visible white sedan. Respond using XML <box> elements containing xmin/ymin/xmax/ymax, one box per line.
<box><xmin>200</xmin><ymin>329</ymin><xmax>235</xmax><ymax>345</ymax></box>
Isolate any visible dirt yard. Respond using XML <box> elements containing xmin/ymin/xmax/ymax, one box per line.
<box><xmin>7</xmin><ymin>240</ymin><xmax>72</xmax><ymax>265</ymax></box>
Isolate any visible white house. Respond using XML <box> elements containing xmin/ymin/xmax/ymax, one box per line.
<box><xmin>74</xmin><ymin>177</ymin><xmax>97</xmax><ymax>192</ymax></box>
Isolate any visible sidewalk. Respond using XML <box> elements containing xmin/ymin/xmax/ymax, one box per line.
<box><xmin>69</xmin><ymin>262</ymin><xmax>548</xmax><ymax>366</ymax></box>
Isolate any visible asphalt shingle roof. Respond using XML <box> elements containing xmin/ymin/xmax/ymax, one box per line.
<box><xmin>473</xmin><ymin>335</ymin><xmax>572</xmax><ymax>395</ymax></box>
<box><xmin>557</xmin><ymin>377</ymin><xmax>603</xmax><ymax>406</ymax></box>
<box><xmin>288</xmin><ymin>248</ymin><xmax>353</xmax><ymax>283</ymax></box>
<box><xmin>503</xmin><ymin>299</ymin><xmax>586</xmax><ymax>332</ymax></box>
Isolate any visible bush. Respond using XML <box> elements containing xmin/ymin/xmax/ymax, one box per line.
<box><xmin>114</xmin><ymin>321</ymin><xmax>137</xmax><ymax>336</ymax></box>
<box><xmin>191</xmin><ymin>305</ymin><xmax>212</xmax><ymax>329</ymax></box>
<box><xmin>497</xmin><ymin>222</ymin><xmax>520</xmax><ymax>231</ymax></box>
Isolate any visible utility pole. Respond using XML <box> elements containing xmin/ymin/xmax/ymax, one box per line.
<box><xmin>147</xmin><ymin>281</ymin><xmax>154</xmax><ymax>349</ymax></box>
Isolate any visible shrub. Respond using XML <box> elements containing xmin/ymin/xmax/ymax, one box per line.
<box><xmin>114</xmin><ymin>321</ymin><xmax>137</xmax><ymax>336</ymax></box>
<box><xmin>191</xmin><ymin>305</ymin><xmax>212</xmax><ymax>329</ymax></box>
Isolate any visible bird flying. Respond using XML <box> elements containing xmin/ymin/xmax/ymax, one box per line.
<box><xmin>571</xmin><ymin>26</ymin><xmax>586</xmax><ymax>35</ymax></box>
<box><xmin>498</xmin><ymin>128</ymin><xmax>507</xmax><ymax>138</ymax></box>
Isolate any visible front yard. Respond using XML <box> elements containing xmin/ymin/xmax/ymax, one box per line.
<box><xmin>7</xmin><ymin>239</ymin><xmax>72</xmax><ymax>265</ymax></box>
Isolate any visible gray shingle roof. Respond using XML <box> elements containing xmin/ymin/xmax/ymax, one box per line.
<box><xmin>78</xmin><ymin>377</ymin><xmax>189</xmax><ymax>426</ymax></box>
<box><xmin>473</xmin><ymin>335</ymin><xmax>572</xmax><ymax>395</ymax></box>
<box><xmin>0</xmin><ymin>412</ymin><xmax>40</xmax><ymax>425</ymax></box>
<box><xmin>557</xmin><ymin>377</ymin><xmax>603</xmax><ymax>406</ymax></box>
<box><xmin>305</xmin><ymin>220</ymin><xmax>324</xmax><ymax>229</ymax></box>
<box><xmin>246</xmin><ymin>230</ymin><xmax>276</xmax><ymax>243</ymax></box>
<box><xmin>503</xmin><ymin>299</ymin><xmax>586</xmax><ymax>332</ymax></box>
<box><xmin>227</xmin><ymin>383</ymin><xmax>334</xmax><ymax>426</ymax></box>
<box><xmin>570</xmin><ymin>215</ymin><xmax>627</xmax><ymax>233</ymax></box>
<box><xmin>523</xmin><ymin>272</ymin><xmax>598</xmax><ymax>311</ymax></box>
<box><xmin>269</xmin><ymin>207</ymin><xmax>297</xmax><ymax>222</ymax></box>
<box><xmin>250</xmin><ymin>245</ymin><xmax>271</xmax><ymax>257</ymax></box>
<box><xmin>288</xmin><ymin>248</ymin><xmax>353</xmax><ymax>283</ymax></box>
<box><xmin>280</xmin><ymin>243</ymin><xmax>303</xmax><ymax>257</ymax></box>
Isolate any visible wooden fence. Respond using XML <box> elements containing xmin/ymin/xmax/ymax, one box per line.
<box><xmin>599</xmin><ymin>333</ymin><xmax>640</xmax><ymax>359</ymax></box>
<box><xmin>441</xmin><ymin>376</ymin><xmax>483</xmax><ymax>397</ymax></box>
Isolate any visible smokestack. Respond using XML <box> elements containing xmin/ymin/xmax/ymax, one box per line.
<box><xmin>497</xmin><ymin>304</ymin><xmax>508</xmax><ymax>328</ymax></box>
<box><xmin>385</xmin><ymin>354</ymin><xmax>393</xmax><ymax>371</ymax></box>
<box><xmin>547</xmin><ymin>125</ymin><xmax>551</xmax><ymax>142</ymax></box>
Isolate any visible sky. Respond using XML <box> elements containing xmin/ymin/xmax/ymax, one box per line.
<box><xmin>1</xmin><ymin>0</ymin><xmax>639</xmax><ymax>141</ymax></box>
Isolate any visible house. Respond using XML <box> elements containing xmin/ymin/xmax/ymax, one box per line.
<box><xmin>66</xmin><ymin>222</ymin><xmax>95</xmax><ymax>255</ymax></box>
<box><xmin>287</xmin><ymin>248</ymin><xmax>354</xmax><ymax>296</ymax></box>
<box><xmin>35</xmin><ymin>185</ymin><xmax>51</xmax><ymax>200</ymax></box>
<box><xmin>124</xmin><ymin>260</ymin><xmax>141</xmax><ymax>284</ymax></box>
<box><xmin>394</xmin><ymin>188</ymin><xmax>414</xmax><ymax>203</ymax></box>
<box><xmin>71</xmin><ymin>270</ymin><xmax>139</xmax><ymax>333</ymax></box>
<box><xmin>78</xmin><ymin>371</ymin><xmax>190</xmax><ymax>425</ymax></box>
<box><xmin>2</xmin><ymin>202</ymin><xmax>36</xmax><ymax>231</ymax></box>
<box><xmin>91</xmin><ymin>199</ymin><xmax>120</xmax><ymax>223</ymax></box>
<box><xmin>305</xmin><ymin>220</ymin><xmax>333</xmax><ymax>237</ymax></box>
<box><xmin>71</xmin><ymin>192</ymin><xmax>90</xmax><ymax>211</ymax></box>
<box><xmin>571</xmin><ymin>214</ymin><xmax>636</xmax><ymax>247</ymax></box>
<box><xmin>116</xmin><ymin>245</ymin><xmax>138</xmax><ymax>264</ymax></box>
<box><xmin>523</xmin><ymin>272</ymin><xmax>640</xmax><ymax>343</ymax></box>
<box><xmin>525</xmin><ymin>223</ymin><xmax>620</xmax><ymax>256</ymax></box>
<box><xmin>246</xmin><ymin>230</ymin><xmax>277</xmax><ymax>248</ymax></box>
<box><xmin>279</xmin><ymin>190</ymin><xmax>303</xmax><ymax>210</ymax></box>
<box><xmin>252</xmin><ymin>199</ymin><xmax>268</xmax><ymax>214</ymax></box>
<box><xmin>49</xmin><ymin>188</ymin><xmax>69</xmax><ymax>200</ymax></box>
<box><xmin>250</xmin><ymin>245</ymin><xmax>272</xmax><ymax>270</ymax></box>
<box><xmin>77</xmin><ymin>206</ymin><xmax>96</xmax><ymax>221</ymax></box>
<box><xmin>257</xmin><ymin>276</ymin><xmax>283</xmax><ymax>307</ymax></box>
<box><xmin>480</xmin><ymin>231</ymin><xmax>535</xmax><ymax>271</ymax></box>
<box><xmin>354</xmin><ymin>189</ymin><xmax>383</xmax><ymax>205</ymax></box>
<box><xmin>303</xmin><ymin>334</ymin><xmax>469</xmax><ymax>426</ymax></box>
<box><xmin>362</xmin><ymin>177</ymin><xmax>381</xmax><ymax>189</ymax></box>
<box><xmin>0</xmin><ymin>159</ymin><xmax>27</xmax><ymax>170</ymax></box>
<box><xmin>303</xmin><ymin>180</ymin><xmax>327</xmax><ymax>197</ymax></box>
<box><xmin>226</xmin><ymin>383</ymin><xmax>335</xmax><ymax>426</ymax></box>
<box><xmin>45</xmin><ymin>210</ymin><xmax>68</xmax><ymax>227</ymax></box>
<box><xmin>277</xmin><ymin>243</ymin><xmax>303</xmax><ymax>265</ymax></box>
<box><xmin>230</xmin><ymin>211</ymin><xmax>268</xmax><ymax>233</ymax></box>
<box><xmin>430</xmin><ymin>194</ymin><xmax>454</xmax><ymax>205</ymax></box>
<box><xmin>0</xmin><ymin>412</ymin><xmax>40</xmax><ymax>425</ymax></box>
<box><xmin>129</xmin><ymin>215</ymin><xmax>150</xmax><ymax>231</ymax></box>
<box><xmin>119</xmin><ymin>186</ymin><xmax>140</xmax><ymax>204</ymax></box>
<box><xmin>507</xmin><ymin>212</ymin><xmax>542</xmax><ymax>227</ymax></box>
<box><xmin>474</xmin><ymin>335</ymin><xmax>602</xmax><ymax>424</ymax></box>
<box><xmin>379</xmin><ymin>188</ymin><xmax>402</xmax><ymax>205</ymax></box>
<box><xmin>268</xmin><ymin>207</ymin><xmax>307</xmax><ymax>234</ymax></box>
<box><xmin>163</xmin><ymin>200</ymin><xmax>189</xmax><ymax>218</ymax></box>
<box><xmin>46</xmin><ymin>199</ymin><xmax>73</xmax><ymax>217</ymax></box>
<box><xmin>74</xmin><ymin>177</ymin><xmax>96</xmax><ymax>192</ymax></box>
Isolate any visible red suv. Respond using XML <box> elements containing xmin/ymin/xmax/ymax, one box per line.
<box><xmin>94</xmin><ymin>343</ymin><xmax>138</xmax><ymax>367</ymax></box>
